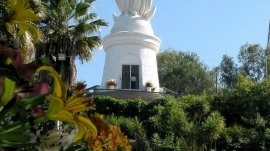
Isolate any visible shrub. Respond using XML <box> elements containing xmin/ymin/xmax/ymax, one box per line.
<box><xmin>92</xmin><ymin>96</ymin><xmax>146</xmax><ymax>117</ymax></box>
<box><xmin>105</xmin><ymin>115</ymin><xmax>151</xmax><ymax>151</ymax></box>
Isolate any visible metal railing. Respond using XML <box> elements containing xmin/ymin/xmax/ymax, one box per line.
<box><xmin>86</xmin><ymin>85</ymin><xmax>180</xmax><ymax>98</ymax></box>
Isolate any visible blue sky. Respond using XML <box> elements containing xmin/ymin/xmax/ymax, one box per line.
<box><xmin>76</xmin><ymin>0</ymin><xmax>270</xmax><ymax>87</ymax></box>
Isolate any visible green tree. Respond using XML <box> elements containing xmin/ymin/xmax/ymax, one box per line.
<box><xmin>157</xmin><ymin>49</ymin><xmax>215</xmax><ymax>95</ymax></box>
<box><xmin>36</xmin><ymin>0</ymin><xmax>107</xmax><ymax>84</ymax></box>
<box><xmin>238</xmin><ymin>43</ymin><xmax>265</xmax><ymax>81</ymax></box>
<box><xmin>212</xmin><ymin>76</ymin><xmax>270</xmax><ymax>150</ymax></box>
<box><xmin>219</xmin><ymin>54</ymin><xmax>238</xmax><ymax>88</ymax></box>
<box><xmin>200</xmin><ymin>111</ymin><xmax>225</xmax><ymax>150</ymax></box>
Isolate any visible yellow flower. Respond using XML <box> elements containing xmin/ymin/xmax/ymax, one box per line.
<box><xmin>36</xmin><ymin>66</ymin><xmax>97</xmax><ymax>141</ymax></box>
<box><xmin>36</xmin><ymin>66</ymin><xmax>66</xmax><ymax>100</ymax></box>
<box><xmin>65</xmin><ymin>92</ymin><xmax>93</xmax><ymax>113</ymax></box>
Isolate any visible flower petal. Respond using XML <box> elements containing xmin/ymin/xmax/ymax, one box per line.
<box><xmin>73</xmin><ymin>121</ymin><xmax>85</xmax><ymax>142</ymax></box>
<box><xmin>46</xmin><ymin>96</ymin><xmax>64</xmax><ymax>113</ymax></box>
<box><xmin>65</xmin><ymin>96</ymin><xmax>91</xmax><ymax>113</ymax></box>
<box><xmin>36</xmin><ymin>66</ymin><xmax>66</xmax><ymax>99</ymax></box>
<box><xmin>74</xmin><ymin>115</ymin><xmax>97</xmax><ymax>141</ymax></box>
<box><xmin>46</xmin><ymin>109</ymin><xmax>74</xmax><ymax>124</ymax></box>
<box><xmin>16</xmin><ymin>82</ymin><xmax>50</xmax><ymax>98</ymax></box>
<box><xmin>0</xmin><ymin>76</ymin><xmax>16</xmax><ymax>106</ymax></box>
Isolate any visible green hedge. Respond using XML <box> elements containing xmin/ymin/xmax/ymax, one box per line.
<box><xmin>92</xmin><ymin>96</ymin><xmax>147</xmax><ymax>117</ymax></box>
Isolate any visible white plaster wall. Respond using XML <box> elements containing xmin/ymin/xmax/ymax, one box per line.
<box><xmin>111</xmin><ymin>15</ymin><xmax>154</xmax><ymax>35</ymax></box>
<box><xmin>101</xmin><ymin>32</ymin><xmax>160</xmax><ymax>91</ymax></box>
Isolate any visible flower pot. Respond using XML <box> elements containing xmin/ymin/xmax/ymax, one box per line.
<box><xmin>109</xmin><ymin>85</ymin><xmax>115</xmax><ymax>89</ymax></box>
<box><xmin>146</xmin><ymin>87</ymin><xmax>151</xmax><ymax>92</ymax></box>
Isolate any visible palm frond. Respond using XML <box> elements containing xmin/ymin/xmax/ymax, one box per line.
<box><xmin>29</xmin><ymin>0</ymin><xmax>48</xmax><ymax>20</ymax></box>
<box><xmin>75</xmin><ymin>19</ymin><xmax>107</xmax><ymax>37</ymax></box>
<box><xmin>85</xmin><ymin>36</ymin><xmax>101</xmax><ymax>49</ymax></box>
<box><xmin>75</xmin><ymin>40</ymin><xmax>91</xmax><ymax>62</ymax></box>
<box><xmin>87</xmin><ymin>19</ymin><xmax>107</xmax><ymax>31</ymax></box>
<box><xmin>75</xmin><ymin>2</ymin><xmax>89</xmax><ymax>18</ymax></box>
<box><xmin>85</xmin><ymin>0</ymin><xmax>95</xmax><ymax>6</ymax></box>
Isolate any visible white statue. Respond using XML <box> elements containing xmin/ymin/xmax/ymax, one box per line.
<box><xmin>115</xmin><ymin>0</ymin><xmax>156</xmax><ymax>21</ymax></box>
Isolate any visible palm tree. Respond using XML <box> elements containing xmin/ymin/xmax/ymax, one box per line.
<box><xmin>37</xmin><ymin>0</ymin><xmax>107</xmax><ymax>85</ymax></box>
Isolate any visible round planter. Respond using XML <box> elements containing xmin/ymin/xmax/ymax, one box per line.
<box><xmin>108</xmin><ymin>85</ymin><xmax>115</xmax><ymax>89</ymax></box>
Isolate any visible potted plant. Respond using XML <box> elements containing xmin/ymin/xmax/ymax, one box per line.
<box><xmin>106</xmin><ymin>79</ymin><xmax>117</xmax><ymax>89</ymax></box>
<box><xmin>145</xmin><ymin>81</ymin><xmax>153</xmax><ymax>92</ymax></box>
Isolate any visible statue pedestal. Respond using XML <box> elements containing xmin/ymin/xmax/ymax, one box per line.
<box><xmin>101</xmin><ymin>0</ymin><xmax>161</xmax><ymax>92</ymax></box>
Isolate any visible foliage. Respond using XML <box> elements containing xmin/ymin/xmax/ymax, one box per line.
<box><xmin>219</xmin><ymin>125</ymin><xmax>260</xmax><ymax>150</ymax></box>
<box><xmin>139</xmin><ymin>95</ymin><xmax>225</xmax><ymax>151</ymax></box>
<box><xmin>0</xmin><ymin>0</ymin><xmax>131</xmax><ymax>150</ymax></box>
<box><xmin>212</xmin><ymin>76</ymin><xmax>270</xmax><ymax>150</ymax></box>
<box><xmin>238</xmin><ymin>43</ymin><xmax>266</xmax><ymax>81</ymax></box>
<box><xmin>105</xmin><ymin>115</ymin><xmax>151</xmax><ymax>150</ymax></box>
<box><xmin>219</xmin><ymin>54</ymin><xmax>239</xmax><ymax>88</ymax></box>
<box><xmin>151</xmin><ymin>133</ymin><xmax>183</xmax><ymax>151</ymax></box>
<box><xmin>0</xmin><ymin>49</ymin><xmax>131</xmax><ymax>150</ymax></box>
<box><xmin>181</xmin><ymin>94</ymin><xmax>211</xmax><ymax>123</ymax></box>
<box><xmin>36</xmin><ymin>0</ymin><xmax>107</xmax><ymax>84</ymax></box>
<box><xmin>157</xmin><ymin>49</ymin><xmax>215</xmax><ymax>95</ymax></box>
<box><xmin>88</xmin><ymin>73</ymin><xmax>270</xmax><ymax>150</ymax></box>
<box><xmin>92</xmin><ymin>81</ymin><xmax>270</xmax><ymax>151</ymax></box>
<box><xmin>92</xmin><ymin>96</ymin><xmax>146</xmax><ymax>118</ymax></box>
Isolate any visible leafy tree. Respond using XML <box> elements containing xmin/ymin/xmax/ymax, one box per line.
<box><xmin>266</xmin><ymin>47</ymin><xmax>270</xmax><ymax>79</ymax></box>
<box><xmin>157</xmin><ymin>49</ymin><xmax>215</xmax><ymax>95</ymax></box>
<box><xmin>200</xmin><ymin>111</ymin><xmax>225</xmax><ymax>150</ymax></box>
<box><xmin>210</xmin><ymin>66</ymin><xmax>220</xmax><ymax>93</ymax></box>
<box><xmin>238</xmin><ymin>43</ymin><xmax>266</xmax><ymax>81</ymax></box>
<box><xmin>219</xmin><ymin>54</ymin><xmax>238</xmax><ymax>88</ymax></box>
<box><xmin>212</xmin><ymin>76</ymin><xmax>270</xmax><ymax>150</ymax></box>
<box><xmin>181</xmin><ymin>94</ymin><xmax>211</xmax><ymax>123</ymax></box>
<box><xmin>36</xmin><ymin>0</ymin><xmax>107</xmax><ymax>84</ymax></box>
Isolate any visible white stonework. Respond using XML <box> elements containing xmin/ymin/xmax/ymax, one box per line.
<box><xmin>101</xmin><ymin>0</ymin><xmax>161</xmax><ymax>91</ymax></box>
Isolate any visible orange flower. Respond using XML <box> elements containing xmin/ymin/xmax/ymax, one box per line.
<box><xmin>86</xmin><ymin>114</ymin><xmax>132</xmax><ymax>151</ymax></box>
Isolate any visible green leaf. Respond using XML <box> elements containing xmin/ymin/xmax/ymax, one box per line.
<box><xmin>0</xmin><ymin>76</ymin><xmax>16</xmax><ymax>106</ymax></box>
<box><xmin>0</xmin><ymin>133</ymin><xmax>31</xmax><ymax>142</ymax></box>
<box><xmin>16</xmin><ymin>94</ymin><xmax>46</xmax><ymax>110</ymax></box>
<box><xmin>0</xmin><ymin>138</ymin><xmax>37</xmax><ymax>148</ymax></box>
<box><xmin>0</xmin><ymin>120</ymin><xmax>29</xmax><ymax>135</ymax></box>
